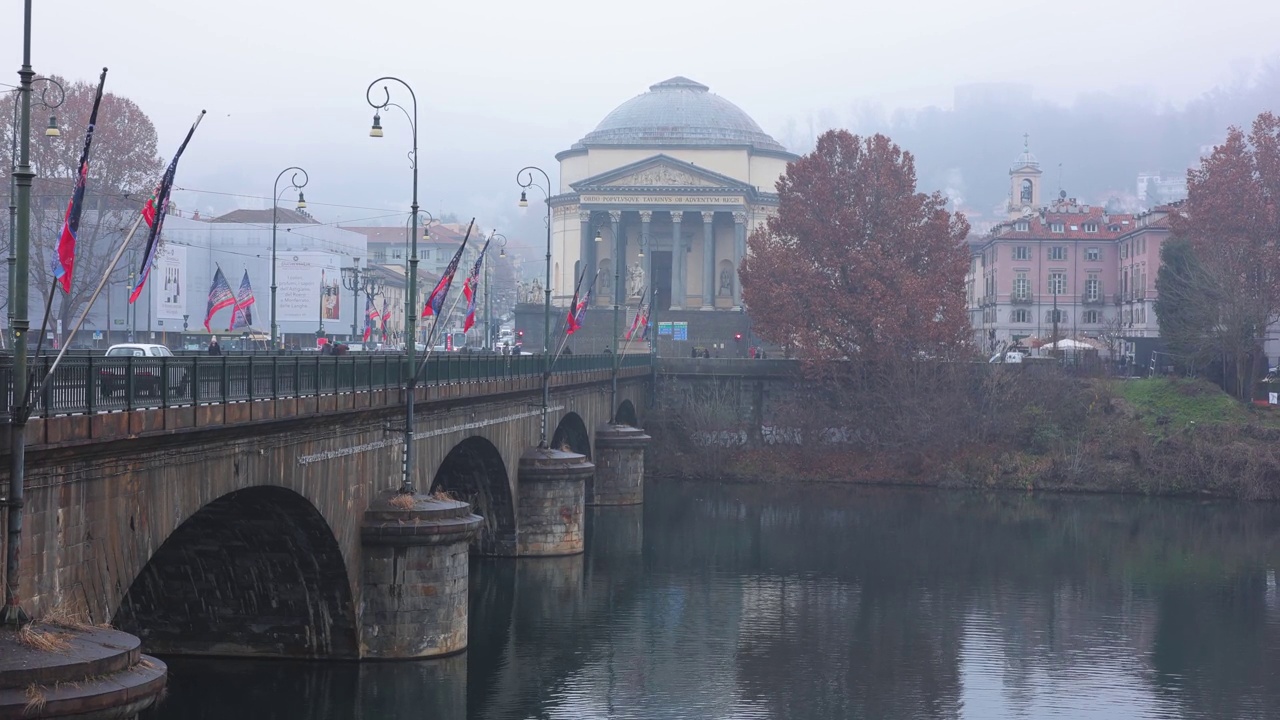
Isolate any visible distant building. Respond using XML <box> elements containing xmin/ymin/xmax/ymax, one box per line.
<box><xmin>1136</xmin><ymin>172</ymin><xmax>1188</xmax><ymax>207</ymax></box>
<box><xmin>968</xmin><ymin>139</ymin><xmax>1139</xmax><ymax>351</ymax></box>
<box><xmin>108</xmin><ymin>209</ymin><xmax>367</xmax><ymax>347</ymax></box>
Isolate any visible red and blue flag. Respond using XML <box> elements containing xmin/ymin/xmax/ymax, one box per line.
<box><xmin>52</xmin><ymin>69</ymin><xmax>108</xmax><ymax>294</ymax></box>
<box><xmin>203</xmin><ymin>266</ymin><xmax>235</xmax><ymax>331</ymax></box>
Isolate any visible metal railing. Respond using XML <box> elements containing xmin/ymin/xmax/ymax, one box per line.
<box><xmin>0</xmin><ymin>352</ymin><xmax>647</xmax><ymax>420</ymax></box>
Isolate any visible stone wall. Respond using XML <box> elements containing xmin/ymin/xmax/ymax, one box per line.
<box><xmin>514</xmin><ymin>304</ymin><xmax>779</xmax><ymax>358</ymax></box>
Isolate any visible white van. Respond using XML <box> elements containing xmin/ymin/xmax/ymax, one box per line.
<box><xmin>989</xmin><ymin>350</ymin><xmax>1025</xmax><ymax>364</ymax></box>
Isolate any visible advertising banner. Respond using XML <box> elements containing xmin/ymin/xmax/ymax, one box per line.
<box><xmin>154</xmin><ymin>243</ymin><xmax>187</xmax><ymax>321</ymax></box>
<box><xmin>277</xmin><ymin>252</ymin><xmax>341</xmax><ymax>323</ymax></box>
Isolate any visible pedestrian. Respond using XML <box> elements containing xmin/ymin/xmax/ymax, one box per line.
<box><xmin>702</xmin><ymin>348</ymin><xmax>710</xmax><ymax>359</ymax></box>
<box><xmin>691</xmin><ymin>347</ymin><xmax>698</xmax><ymax>359</ymax></box>
<box><xmin>208</xmin><ymin>336</ymin><xmax>222</xmax><ymax>356</ymax></box>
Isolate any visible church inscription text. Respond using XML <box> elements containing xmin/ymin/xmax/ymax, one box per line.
<box><xmin>580</xmin><ymin>194</ymin><xmax>744</xmax><ymax>206</ymax></box>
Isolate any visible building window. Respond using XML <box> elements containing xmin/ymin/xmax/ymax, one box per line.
<box><xmin>392</xmin><ymin>248</ymin><xmax>403</xmax><ymax>260</ymax></box>
<box><xmin>1121</xmin><ymin>243</ymin><xmax>1128</xmax><ymax>259</ymax></box>
<box><xmin>1049</xmin><ymin>272</ymin><xmax>1065</xmax><ymax>295</ymax></box>
<box><xmin>1015</xmin><ymin>221</ymin><xmax>1030</xmax><ymax>232</ymax></box>
<box><xmin>1047</xmin><ymin>309</ymin><xmax>1067</xmax><ymax>324</ymax></box>
<box><xmin>1049</xmin><ymin>246</ymin><xmax>1067</xmax><ymax>261</ymax></box>
<box><xmin>1012</xmin><ymin>309</ymin><xmax>1031</xmax><ymax>323</ymax></box>
<box><xmin>1085</xmin><ymin>274</ymin><xmax>1099</xmax><ymax>301</ymax></box>
<box><xmin>1086</xmin><ymin>247</ymin><xmax>1100</xmax><ymax>261</ymax></box>
<box><xmin>1083</xmin><ymin>223</ymin><xmax>1098</xmax><ymax>233</ymax></box>
<box><xmin>1014</xmin><ymin>271</ymin><xmax>1030</xmax><ymax>299</ymax></box>
<box><xmin>1083</xmin><ymin>310</ymin><xmax>1100</xmax><ymax>324</ymax></box>
<box><xmin>1050</xmin><ymin>222</ymin><xmax>1065</xmax><ymax>233</ymax></box>
<box><xmin>1013</xmin><ymin>245</ymin><xmax>1030</xmax><ymax>260</ymax></box>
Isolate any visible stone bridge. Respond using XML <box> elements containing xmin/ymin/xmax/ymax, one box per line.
<box><xmin>0</xmin><ymin>353</ymin><xmax>652</xmax><ymax>662</ymax></box>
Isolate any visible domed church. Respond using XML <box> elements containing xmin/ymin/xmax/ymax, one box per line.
<box><xmin>542</xmin><ymin>76</ymin><xmax>796</xmax><ymax>351</ymax></box>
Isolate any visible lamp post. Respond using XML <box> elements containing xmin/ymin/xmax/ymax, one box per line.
<box><xmin>587</xmin><ymin>215</ymin><xmax>623</xmax><ymax>421</ymax></box>
<box><xmin>270</xmin><ymin>166</ymin><xmax>308</xmax><ymax>350</ymax></box>
<box><xmin>485</xmin><ymin>232</ymin><xmax>507</xmax><ymax>350</ymax></box>
<box><xmin>516</xmin><ymin>166</ymin><xmax>553</xmax><ymax>447</ymax></box>
<box><xmin>342</xmin><ymin>258</ymin><xmax>382</xmax><ymax>342</ymax></box>
<box><xmin>7</xmin><ymin>75</ymin><xmax>61</xmax><ymax>347</ymax></box>
<box><xmin>406</xmin><ymin>210</ymin><xmax>433</xmax><ymax>346</ymax></box>
<box><xmin>366</xmin><ymin>76</ymin><xmax>421</xmax><ymax>495</ymax></box>
<box><xmin>4</xmin><ymin>0</ymin><xmax>45</xmax><ymax>626</ymax></box>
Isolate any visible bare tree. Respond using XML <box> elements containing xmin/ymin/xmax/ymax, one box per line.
<box><xmin>0</xmin><ymin>76</ymin><xmax>161</xmax><ymax>334</ymax></box>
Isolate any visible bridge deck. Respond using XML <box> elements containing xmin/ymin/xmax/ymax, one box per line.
<box><xmin>0</xmin><ymin>353</ymin><xmax>651</xmax><ymax>451</ymax></box>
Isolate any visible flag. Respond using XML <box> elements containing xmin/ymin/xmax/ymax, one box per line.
<box><xmin>130</xmin><ymin>110</ymin><xmax>206</xmax><ymax>304</ymax></box>
<box><xmin>230</xmin><ymin>269</ymin><xmax>255</xmax><ymax>330</ymax></box>
<box><xmin>564</xmin><ymin>266</ymin><xmax>590</xmax><ymax>335</ymax></box>
<box><xmin>567</xmin><ymin>272</ymin><xmax>597</xmax><ymax>335</ymax></box>
<box><xmin>51</xmin><ymin>68</ymin><xmax>108</xmax><ymax>294</ymax></box>
<box><xmin>422</xmin><ymin>220</ymin><xmax>474</xmax><ymax>318</ymax></box>
<box><xmin>362</xmin><ymin>294</ymin><xmax>378</xmax><ymax>342</ymax></box>
<box><xmin>380</xmin><ymin>297</ymin><xmax>390</xmax><ymax>341</ymax></box>
<box><xmin>203</xmin><ymin>266</ymin><xmax>235</xmax><ymax>331</ymax></box>
<box><xmin>461</xmin><ymin>237</ymin><xmax>491</xmax><ymax>332</ymax></box>
<box><xmin>624</xmin><ymin>289</ymin><xmax>649</xmax><ymax>341</ymax></box>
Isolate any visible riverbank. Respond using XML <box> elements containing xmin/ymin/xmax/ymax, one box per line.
<box><xmin>648</xmin><ymin>376</ymin><xmax>1280</xmax><ymax>500</ymax></box>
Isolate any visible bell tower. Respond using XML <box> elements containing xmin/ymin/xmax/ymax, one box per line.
<box><xmin>1008</xmin><ymin>133</ymin><xmax>1042</xmax><ymax>219</ymax></box>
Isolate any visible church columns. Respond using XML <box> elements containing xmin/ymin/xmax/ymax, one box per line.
<box><xmin>639</xmin><ymin>211</ymin><xmax>653</xmax><ymax>305</ymax></box>
<box><xmin>609</xmin><ymin>210</ymin><xmax>624</xmax><ymax>306</ymax></box>
<box><xmin>732</xmin><ymin>211</ymin><xmax>746</xmax><ymax>309</ymax></box>
<box><xmin>579</xmin><ymin>210</ymin><xmax>594</xmax><ymax>292</ymax></box>
<box><xmin>701</xmin><ymin>211</ymin><xmax>716</xmax><ymax>310</ymax></box>
<box><xmin>670</xmin><ymin>211</ymin><xmax>684</xmax><ymax>310</ymax></box>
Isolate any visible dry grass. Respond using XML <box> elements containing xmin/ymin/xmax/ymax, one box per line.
<box><xmin>24</xmin><ymin>684</ymin><xmax>47</xmax><ymax>714</ymax></box>
<box><xmin>40</xmin><ymin>601</ymin><xmax>93</xmax><ymax>632</ymax></box>
<box><xmin>17</xmin><ymin>624</ymin><xmax>71</xmax><ymax>653</ymax></box>
<box><xmin>430</xmin><ymin>489</ymin><xmax>456</xmax><ymax>502</ymax></box>
<box><xmin>387</xmin><ymin>493</ymin><xmax>416</xmax><ymax>509</ymax></box>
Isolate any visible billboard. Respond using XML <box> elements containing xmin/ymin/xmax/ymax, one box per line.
<box><xmin>277</xmin><ymin>252</ymin><xmax>341</xmax><ymax>323</ymax></box>
<box><xmin>154</xmin><ymin>243</ymin><xmax>187</xmax><ymax>321</ymax></box>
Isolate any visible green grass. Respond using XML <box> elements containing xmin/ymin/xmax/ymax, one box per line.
<box><xmin>1113</xmin><ymin>377</ymin><xmax>1269</xmax><ymax>434</ymax></box>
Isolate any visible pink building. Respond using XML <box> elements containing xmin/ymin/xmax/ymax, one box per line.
<box><xmin>966</xmin><ymin>141</ymin><xmax>1176</xmax><ymax>354</ymax></box>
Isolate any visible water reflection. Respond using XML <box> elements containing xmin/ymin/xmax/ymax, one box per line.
<box><xmin>145</xmin><ymin>482</ymin><xmax>1280</xmax><ymax>719</ymax></box>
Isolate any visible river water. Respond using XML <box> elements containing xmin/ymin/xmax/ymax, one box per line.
<box><xmin>144</xmin><ymin>480</ymin><xmax>1280</xmax><ymax>719</ymax></box>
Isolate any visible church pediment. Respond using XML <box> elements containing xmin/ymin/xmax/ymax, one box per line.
<box><xmin>571</xmin><ymin>154</ymin><xmax>752</xmax><ymax>193</ymax></box>
<box><xmin>603</xmin><ymin>164</ymin><xmax>716</xmax><ymax>188</ymax></box>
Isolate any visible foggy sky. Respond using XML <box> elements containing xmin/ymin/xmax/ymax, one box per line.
<box><xmin>5</xmin><ymin>0</ymin><xmax>1280</xmax><ymax>252</ymax></box>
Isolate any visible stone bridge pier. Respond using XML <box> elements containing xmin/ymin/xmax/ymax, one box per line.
<box><xmin>3</xmin><ymin>372</ymin><xmax>651</xmax><ymax>662</ymax></box>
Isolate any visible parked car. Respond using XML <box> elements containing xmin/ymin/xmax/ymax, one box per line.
<box><xmin>988</xmin><ymin>350</ymin><xmax>1025</xmax><ymax>364</ymax></box>
<box><xmin>100</xmin><ymin>343</ymin><xmax>175</xmax><ymax>397</ymax></box>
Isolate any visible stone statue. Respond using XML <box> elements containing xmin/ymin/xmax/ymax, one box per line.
<box><xmin>719</xmin><ymin>267</ymin><xmax>733</xmax><ymax>296</ymax></box>
<box><xmin>627</xmin><ymin>261</ymin><xmax>645</xmax><ymax>298</ymax></box>
<box><xmin>528</xmin><ymin>278</ymin><xmax>543</xmax><ymax>304</ymax></box>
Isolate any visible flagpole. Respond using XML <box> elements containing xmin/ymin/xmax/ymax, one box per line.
<box><xmin>30</xmin><ymin>212</ymin><xmax>144</xmax><ymax>396</ymax></box>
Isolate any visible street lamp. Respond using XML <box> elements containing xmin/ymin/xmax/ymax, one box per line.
<box><xmin>7</xmin><ymin>75</ymin><xmax>62</xmax><ymax>347</ymax></box>
<box><xmin>270</xmin><ymin>166</ymin><xmax>308</xmax><ymax>350</ymax></box>
<box><xmin>485</xmin><ymin>231</ymin><xmax>507</xmax><ymax>350</ymax></box>
<box><xmin>516</xmin><ymin>166</ymin><xmax>553</xmax><ymax>447</ymax></box>
<box><xmin>342</xmin><ymin>258</ymin><xmax>382</xmax><ymax>342</ymax></box>
<box><xmin>366</xmin><ymin>76</ymin><xmax>421</xmax><ymax>495</ymax></box>
<box><xmin>405</xmin><ymin>210</ymin><xmax>434</xmax><ymax>345</ymax></box>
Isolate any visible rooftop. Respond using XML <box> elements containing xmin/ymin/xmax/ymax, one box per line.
<box><xmin>572</xmin><ymin>76</ymin><xmax>789</xmax><ymax>154</ymax></box>
<box><xmin>211</xmin><ymin>207</ymin><xmax>317</xmax><ymax>224</ymax></box>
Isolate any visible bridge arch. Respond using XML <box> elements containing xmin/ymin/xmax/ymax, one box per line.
<box><xmin>113</xmin><ymin>485</ymin><xmax>358</xmax><ymax>658</ymax></box>
<box><xmin>615</xmin><ymin>399</ymin><xmax>639</xmax><ymax>427</ymax></box>
<box><xmin>551</xmin><ymin>411</ymin><xmax>592</xmax><ymax>459</ymax></box>
<box><xmin>430</xmin><ymin>435</ymin><xmax>516</xmax><ymax>556</ymax></box>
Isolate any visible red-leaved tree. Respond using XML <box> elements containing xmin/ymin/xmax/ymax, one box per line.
<box><xmin>740</xmin><ymin>130</ymin><xmax>971</xmax><ymax>367</ymax></box>
<box><xmin>1168</xmin><ymin>112</ymin><xmax>1280</xmax><ymax>400</ymax></box>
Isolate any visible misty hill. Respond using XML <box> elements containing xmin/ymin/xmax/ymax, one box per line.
<box><xmin>779</xmin><ymin>61</ymin><xmax>1280</xmax><ymax>219</ymax></box>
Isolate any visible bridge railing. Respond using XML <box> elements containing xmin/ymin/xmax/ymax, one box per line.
<box><xmin>0</xmin><ymin>352</ymin><xmax>647</xmax><ymax>419</ymax></box>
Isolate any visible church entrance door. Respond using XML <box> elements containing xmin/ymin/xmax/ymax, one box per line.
<box><xmin>651</xmin><ymin>251</ymin><xmax>672</xmax><ymax>312</ymax></box>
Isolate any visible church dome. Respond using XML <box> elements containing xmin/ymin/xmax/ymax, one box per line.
<box><xmin>575</xmin><ymin>77</ymin><xmax>788</xmax><ymax>153</ymax></box>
